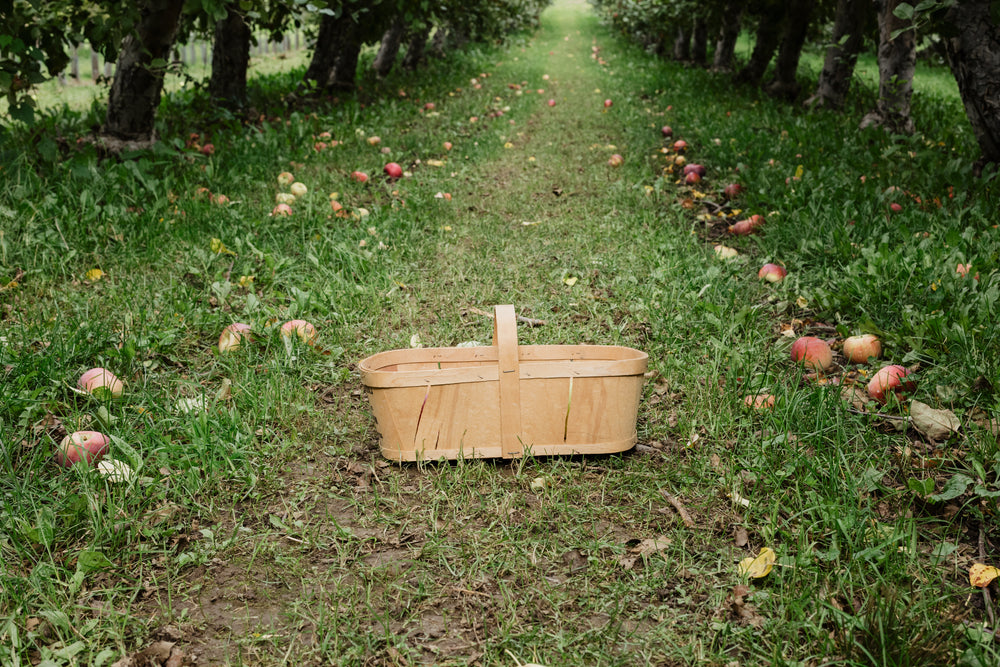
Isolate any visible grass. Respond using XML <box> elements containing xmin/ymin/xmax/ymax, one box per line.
<box><xmin>2</xmin><ymin>0</ymin><xmax>999</xmax><ymax>665</ymax></box>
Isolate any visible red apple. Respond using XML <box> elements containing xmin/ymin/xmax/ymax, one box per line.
<box><xmin>661</xmin><ymin>126</ymin><xmax>673</xmax><ymax>137</ymax></box>
<box><xmin>423</xmin><ymin>102</ymin><xmax>435</xmax><ymax>111</ymax></box>
<box><xmin>212</xmin><ymin>194</ymin><xmax>230</xmax><ymax>206</ymax></box>
<box><xmin>758</xmin><ymin>263</ymin><xmax>787</xmax><ymax>283</ymax></box>
<box><xmin>684</xmin><ymin>171</ymin><xmax>701</xmax><ymax>185</ymax></box>
<box><xmin>723</xmin><ymin>183</ymin><xmax>744</xmax><ymax>199</ymax></box>
<box><xmin>604</xmin><ymin>99</ymin><xmax>613</xmax><ymax>108</ymax></box>
<box><xmin>608</xmin><ymin>154</ymin><xmax>624</xmax><ymax>167</ymax></box>
<box><xmin>867</xmin><ymin>364</ymin><xmax>915</xmax><ymax>403</ymax></box>
<box><xmin>350</xmin><ymin>171</ymin><xmax>369</xmax><ymax>183</ymax></box>
<box><xmin>548</xmin><ymin>99</ymin><xmax>556</xmax><ymax>107</ymax></box>
<box><xmin>728</xmin><ymin>220</ymin><xmax>759</xmax><ymax>236</ymax></box>
<box><xmin>384</xmin><ymin>162</ymin><xmax>403</xmax><ymax>179</ymax></box>
<box><xmin>200</xmin><ymin>143</ymin><xmax>214</xmax><ymax>156</ymax></box>
<box><xmin>218</xmin><ymin>322</ymin><xmax>253</xmax><ymax>353</ymax></box>
<box><xmin>281</xmin><ymin>320</ymin><xmax>317</xmax><ymax>344</ymax></box>
<box><xmin>673</xmin><ymin>140</ymin><xmax>688</xmax><ymax>152</ymax></box>
<box><xmin>683</xmin><ymin>164</ymin><xmax>706</xmax><ymax>177</ymax></box>
<box><xmin>78</xmin><ymin>368</ymin><xmax>124</xmax><ymax>398</ymax></box>
<box><xmin>443</xmin><ymin>141</ymin><xmax>453</xmax><ymax>151</ymax></box>
<box><xmin>890</xmin><ymin>202</ymin><xmax>903</xmax><ymax>212</ymax></box>
<box><xmin>56</xmin><ymin>431</ymin><xmax>110</xmax><ymax>467</ymax></box>
<box><xmin>791</xmin><ymin>336</ymin><xmax>833</xmax><ymax>372</ymax></box>
<box><xmin>271</xmin><ymin>203</ymin><xmax>293</xmax><ymax>216</ymax></box>
<box><xmin>842</xmin><ymin>334</ymin><xmax>881</xmax><ymax>363</ymax></box>
<box><xmin>277</xmin><ymin>172</ymin><xmax>294</xmax><ymax>187</ymax></box>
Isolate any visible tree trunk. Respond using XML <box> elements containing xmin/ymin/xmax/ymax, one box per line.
<box><xmin>691</xmin><ymin>18</ymin><xmax>708</xmax><ymax>65</ymax></box>
<box><xmin>103</xmin><ymin>0</ymin><xmax>185</xmax><ymax>142</ymax></box>
<box><xmin>804</xmin><ymin>0</ymin><xmax>869</xmax><ymax>109</ymax></box>
<box><xmin>372</xmin><ymin>16</ymin><xmax>405</xmax><ymax>76</ymax></box>
<box><xmin>209</xmin><ymin>3</ymin><xmax>251</xmax><ymax>108</ymax></box>
<box><xmin>713</xmin><ymin>1</ymin><xmax>743</xmax><ymax>70</ymax></box>
<box><xmin>765</xmin><ymin>0</ymin><xmax>814</xmax><ymax>100</ymax></box>
<box><xmin>672</xmin><ymin>25</ymin><xmax>690</xmax><ymax>61</ymax></box>
<box><xmin>402</xmin><ymin>26</ymin><xmax>430</xmax><ymax>70</ymax></box>
<box><xmin>734</xmin><ymin>1</ymin><xmax>785</xmax><ymax>86</ymax></box>
<box><xmin>330</xmin><ymin>28</ymin><xmax>363</xmax><ymax>90</ymax></box>
<box><xmin>430</xmin><ymin>25</ymin><xmax>451</xmax><ymax>58</ymax></box>
<box><xmin>942</xmin><ymin>0</ymin><xmax>1000</xmax><ymax>169</ymax></box>
<box><xmin>304</xmin><ymin>10</ymin><xmax>362</xmax><ymax>91</ymax></box>
<box><xmin>860</xmin><ymin>0</ymin><xmax>916</xmax><ymax>134</ymax></box>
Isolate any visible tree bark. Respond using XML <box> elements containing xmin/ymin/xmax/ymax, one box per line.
<box><xmin>209</xmin><ymin>3</ymin><xmax>251</xmax><ymax>108</ymax></box>
<box><xmin>805</xmin><ymin>0</ymin><xmax>870</xmax><ymax>109</ymax></box>
<box><xmin>691</xmin><ymin>18</ymin><xmax>708</xmax><ymax>65</ymax></box>
<box><xmin>765</xmin><ymin>0</ymin><xmax>814</xmax><ymax>100</ymax></box>
<box><xmin>734</xmin><ymin>1</ymin><xmax>785</xmax><ymax>86</ymax></box>
<box><xmin>860</xmin><ymin>0</ymin><xmax>916</xmax><ymax>134</ymax></box>
<box><xmin>713</xmin><ymin>1</ymin><xmax>743</xmax><ymax>70</ymax></box>
<box><xmin>430</xmin><ymin>24</ymin><xmax>448</xmax><ymax>57</ymax></box>
<box><xmin>942</xmin><ymin>0</ymin><xmax>1000</xmax><ymax>169</ymax></box>
<box><xmin>402</xmin><ymin>26</ymin><xmax>430</xmax><ymax>70</ymax></box>
<box><xmin>304</xmin><ymin>9</ymin><xmax>364</xmax><ymax>91</ymax></box>
<box><xmin>103</xmin><ymin>0</ymin><xmax>185</xmax><ymax>142</ymax></box>
<box><xmin>672</xmin><ymin>25</ymin><xmax>690</xmax><ymax>61</ymax></box>
<box><xmin>372</xmin><ymin>16</ymin><xmax>405</xmax><ymax>76</ymax></box>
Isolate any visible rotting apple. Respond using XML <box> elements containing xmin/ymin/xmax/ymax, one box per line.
<box><xmin>275</xmin><ymin>192</ymin><xmax>295</xmax><ymax>205</ymax></box>
<box><xmin>842</xmin><ymin>334</ymin><xmax>881</xmax><ymax>363</ymax></box>
<box><xmin>714</xmin><ymin>244</ymin><xmax>739</xmax><ymax>259</ymax></box>
<box><xmin>728</xmin><ymin>220</ymin><xmax>759</xmax><ymax>236</ymax></box>
<box><xmin>384</xmin><ymin>162</ymin><xmax>403</xmax><ymax>179</ymax></box>
<box><xmin>791</xmin><ymin>336</ymin><xmax>833</xmax><ymax>372</ymax></box>
<box><xmin>78</xmin><ymin>368</ymin><xmax>124</xmax><ymax>398</ymax></box>
<box><xmin>367</xmin><ymin>136</ymin><xmax>381</xmax><ymax>146</ymax></box>
<box><xmin>56</xmin><ymin>431</ymin><xmax>110</xmax><ymax>467</ymax></box>
<box><xmin>867</xmin><ymin>364</ymin><xmax>915</xmax><ymax>403</ymax></box>
<box><xmin>350</xmin><ymin>171</ymin><xmax>369</xmax><ymax>183</ymax></box>
<box><xmin>608</xmin><ymin>154</ymin><xmax>624</xmax><ymax>167</ymax></box>
<box><xmin>673</xmin><ymin>140</ymin><xmax>688</xmax><ymax>152</ymax></box>
<box><xmin>218</xmin><ymin>322</ymin><xmax>253</xmax><ymax>353</ymax></box>
<box><xmin>277</xmin><ymin>172</ymin><xmax>294</xmax><ymax>187</ymax></box>
<box><xmin>281</xmin><ymin>319</ymin><xmax>317</xmax><ymax>345</ymax></box>
<box><xmin>758</xmin><ymin>263</ymin><xmax>787</xmax><ymax>283</ymax></box>
<box><xmin>290</xmin><ymin>182</ymin><xmax>308</xmax><ymax>198</ymax></box>
<box><xmin>271</xmin><ymin>203</ymin><xmax>293</xmax><ymax>216</ymax></box>
<box><xmin>743</xmin><ymin>393</ymin><xmax>776</xmax><ymax>410</ymax></box>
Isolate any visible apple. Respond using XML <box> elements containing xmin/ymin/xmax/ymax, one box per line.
<box><xmin>673</xmin><ymin>156</ymin><xmax>686</xmax><ymax>168</ymax></box>
<box><xmin>281</xmin><ymin>319</ymin><xmax>317</xmax><ymax>345</ymax></box>
<box><xmin>608</xmin><ymin>154</ymin><xmax>624</xmax><ymax>167</ymax></box>
<box><xmin>714</xmin><ymin>244</ymin><xmax>739</xmax><ymax>259</ymax></box>
<box><xmin>200</xmin><ymin>143</ymin><xmax>214</xmax><ymax>156</ymax></box>
<box><xmin>728</xmin><ymin>220</ymin><xmax>759</xmax><ymax>236</ymax></box>
<box><xmin>367</xmin><ymin>136</ymin><xmax>381</xmax><ymax>146</ymax></box>
<box><xmin>723</xmin><ymin>183</ymin><xmax>744</xmax><ymax>199</ymax></box>
<box><xmin>78</xmin><ymin>368</ymin><xmax>124</xmax><ymax>398</ymax></box>
<box><xmin>56</xmin><ymin>431</ymin><xmax>110</xmax><ymax>467</ymax></box>
<box><xmin>890</xmin><ymin>202</ymin><xmax>903</xmax><ymax>212</ymax></box>
<box><xmin>443</xmin><ymin>141</ymin><xmax>453</xmax><ymax>151</ymax></box>
<box><xmin>193</xmin><ymin>187</ymin><xmax>212</xmax><ymax>201</ymax></box>
<box><xmin>684</xmin><ymin>171</ymin><xmax>701</xmax><ymax>185</ymax></box>
<box><xmin>673</xmin><ymin>140</ymin><xmax>688</xmax><ymax>152</ymax></box>
<box><xmin>758</xmin><ymin>263</ymin><xmax>787</xmax><ymax>283</ymax></box>
<box><xmin>317</xmin><ymin>131</ymin><xmax>332</xmax><ymax>140</ymax></box>
<box><xmin>744</xmin><ymin>393</ymin><xmax>776</xmax><ymax>410</ymax></box>
<box><xmin>661</xmin><ymin>126</ymin><xmax>673</xmax><ymax>137</ymax></box>
<box><xmin>277</xmin><ymin>172</ymin><xmax>294</xmax><ymax>187</ymax></box>
<box><xmin>548</xmin><ymin>99</ymin><xmax>556</xmax><ymax>107</ymax></box>
<box><xmin>683</xmin><ymin>164</ymin><xmax>706</xmax><ymax>177</ymax></box>
<box><xmin>791</xmin><ymin>336</ymin><xmax>833</xmax><ymax>372</ymax></box>
<box><xmin>290</xmin><ymin>182</ymin><xmax>308</xmax><ymax>198</ymax></box>
<box><xmin>384</xmin><ymin>162</ymin><xmax>403</xmax><ymax>179</ymax></box>
<box><xmin>275</xmin><ymin>192</ymin><xmax>296</xmax><ymax>205</ymax></box>
<box><xmin>424</xmin><ymin>102</ymin><xmax>435</xmax><ymax>111</ymax></box>
<box><xmin>218</xmin><ymin>322</ymin><xmax>252</xmax><ymax>353</ymax></box>
<box><xmin>271</xmin><ymin>203</ymin><xmax>293</xmax><ymax>216</ymax></box>
<box><xmin>314</xmin><ymin>142</ymin><xmax>327</xmax><ymax>151</ymax></box>
<box><xmin>212</xmin><ymin>194</ymin><xmax>230</xmax><ymax>206</ymax></box>
<box><xmin>350</xmin><ymin>171</ymin><xmax>369</xmax><ymax>183</ymax></box>
<box><xmin>604</xmin><ymin>99</ymin><xmax>613</xmax><ymax>108</ymax></box>
<box><xmin>867</xmin><ymin>364</ymin><xmax>915</xmax><ymax>403</ymax></box>
<box><xmin>842</xmin><ymin>334</ymin><xmax>881</xmax><ymax>363</ymax></box>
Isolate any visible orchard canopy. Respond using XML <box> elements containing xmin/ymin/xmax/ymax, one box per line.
<box><xmin>1</xmin><ymin>0</ymin><xmax>998</xmax><ymax>168</ymax></box>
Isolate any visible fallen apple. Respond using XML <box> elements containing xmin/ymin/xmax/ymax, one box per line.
<box><xmin>683</xmin><ymin>164</ymin><xmax>707</xmax><ymax>177</ymax></box>
<box><xmin>367</xmin><ymin>136</ymin><xmax>381</xmax><ymax>146</ymax></box>
<box><xmin>277</xmin><ymin>172</ymin><xmax>294</xmax><ymax>187</ymax></box>
<box><xmin>56</xmin><ymin>431</ymin><xmax>110</xmax><ymax>467</ymax></box>
<box><xmin>791</xmin><ymin>336</ymin><xmax>833</xmax><ymax>372</ymax></box>
<box><xmin>218</xmin><ymin>322</ymin><xmax>253</xmax><ymax>353</ymax></box>
<box><xmin>673</xmin><ymin>140</ymin><xmax>688</xmax><ymax>152</ymax></box>
<box><xmin>212</xmin><ymin>194</ymin><xmax>230</xmax><ymax>206</ymax></box>
<box><xmin>890</xmin><ymin>202</ymin><xmax>903</xmax><ymax>212</ymax></box>
<box><xmin>281</xmin><ymin>319</ymin><xmax>317</xmax><ymax>345</ymax></box>
<box><xmin>443</xmin><ymin>141</ymin><xmax>453</xmax><ymax>151</ymax></box>
<box><xmin>604</xmin><ymin>99</ymin><xmax>613</xmax><ymax>108</ymax></box>
<box><xmin>842</xmin><ymin>334</ymin><xmax>881</xmax><ymax>363</ymax></box>
<box><xmin>684</xmin><ymin>172</ymin><xmax>701</xmax><ymax>185</ymax></box>
<box><xmin>271</xmin><ymin>203</ymin><xmax>293</xmax><ymax>216</ymax></box>
<box><xmin>424</xmin><ymin>102</ymin><xmax>435</xmax><ymax>111</ymax></box>
<box><xmin>78</xmin><ymin>368</ymin><xmax>124</xmax><ymax>398</ymax></box>
<box><xmin>608</xmin><ymin>154</ymin><xmax>624</xmax><ymax>167</ymax></box>
<box><xmin>350</xmin><ymin>171</ymin><xmax>369</xmax><ymax>183</ymax></box>
<box><xmin>723</xmin><ymin>183</ymin><xmax>744</xmax><ymax>199</ymax></box>
<box><xmin>548</xmin><ymin>99</ymin><xmax>556</xmax><ymax>107</ymax></box>
<box><xmin>384</xmin><ymin>162</ymin><xmax>403</xmax><ymax>179</ymax></box>
<box><xmin>867</xmin><ymin>364</ymin><xmax>915</xmax><ymax>403</ymax></box>
<box><xmin>758</xmin><ymin>263</ymin><xmax>787</xmax><ymax>283</ymax></box>
<box><xmin>661</xmin><ymin>126</ymin><xmax>673</xmax><ymax>137</ymax></box>
<box><xmin>714</xmin><ymin>244</ymin><xmax>739</xmax><ymax>259</ymax></box>
<box><xmin>744</xmin><ymin>393</ymin><xmax>776</xmax><ymax>410</ymax></box>
<box><xmin>728</xmin><ymin>220</ymin><xmax>759</xmax><ymax>236</ymax></box>
<box><xmin>290</xmin><ymin>182</ymin><xmax>308</xmax><ymax>198</ymax></box>
<box><xmin>673</xmin><ymin>156</ymin><xmax>687</xmax><ymax>167</ymax></box>
<box><xmin>200</xmin><ymin>143</ymin><xmax>214</xmax><ymax>156</ymax></box>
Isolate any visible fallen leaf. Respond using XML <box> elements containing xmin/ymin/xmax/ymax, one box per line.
<box><xmin>734</xmin><ymin>526</ymin><xmax>749</xmax><ymax>547</ymax></box>
<box><xmin>738</xmin><ymin>547</ymin><xmax>776</xmax><ymax>578</ymax></box>
<box><xmin>617</xmin><ymin>536</ymin><xmax>671</xmax><ymax>569</ymax></box>
<box><xmin>86</xmin><ymin>268</ymin><xmax>105</xmax><ymax>281</ymax></box>
<box><xmin>970</xmin><ymin>563</ymin><xmax>1000</xmax><ymax>588</ymax></box>
<box><xmin>563</xmin><ymin>276</ymin><xmax>578</xmax><ymax>286</ymax></box>
<box><xmin>910</xmin><ymin>400</ymin><xmax>960</xmax><ymax>441</ymax></box>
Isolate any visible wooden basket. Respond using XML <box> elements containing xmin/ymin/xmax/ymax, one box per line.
<box><xmin>359</xmin><ymin>305</ymin><xmax>648</xmax><ymax>461</ymax></box>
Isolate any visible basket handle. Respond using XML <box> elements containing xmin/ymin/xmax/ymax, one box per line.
<box><xmin>493</xmin><ymin>305</ymin><xmax>522</xmax><ymax>458</ymax></box>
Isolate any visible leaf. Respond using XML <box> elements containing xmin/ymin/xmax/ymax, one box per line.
<box><xmin>893</xmin><ymin>3</ymin><xmax>915</xmax><ymax>20</ymax></box>
<box><xmin>563</xmin><ymin>276</ymin><xmax>578</xmax><ymax>286</ymax></box>
<box><xmin>908</xmin><ymin>476</ymin><xmax>935</xmax><ymax>496</ymax></box>
<box><xmin>738</xmin><ymin>547</ymin><xmax>776</xmax><ymax>578</ymax></box>
<box><xmin>928</xmin><ymin>473</ymin><xmax>972</xmax><ymax>502</ymax></box>
<box><xmin>910</xmin><ymin>400</ymin><xmax>960</xmax><ymax>441</ymax></box>
<box><xmin>85</xmin><ymin>268</ymin><xmax>105</xmax><ymax>281</ymax></box>
<box><xmin>970</xmin><ymin>563</ymin><xmax>1000</xmax><ymax>588</ymax></box>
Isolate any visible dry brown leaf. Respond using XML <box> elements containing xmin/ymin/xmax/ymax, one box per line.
<box><xmin>910</xmin><ymin>400</ymin><xmax>960</xmax><ymax>441</ymax></box>
<box><xmin>734</xmin><ymin>526</ymin><xmax>749</xmax><ymax>547</ymax></box>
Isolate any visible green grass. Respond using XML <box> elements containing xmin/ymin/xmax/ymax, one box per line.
<box><xmin>1</xmin><ymin>0</ymin><xmax>999</xmax><ymax>665</ymax></box>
